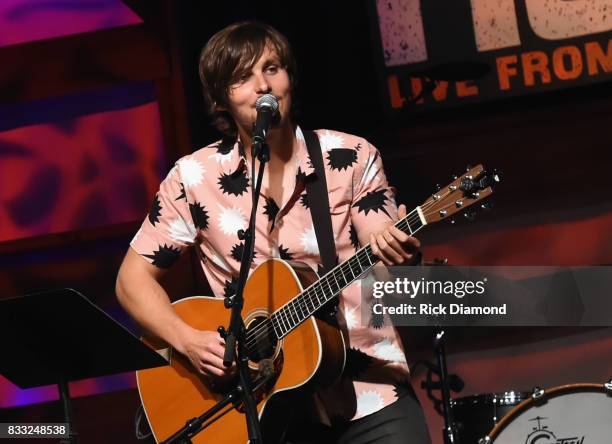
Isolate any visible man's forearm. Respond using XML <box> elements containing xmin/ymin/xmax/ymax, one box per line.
<box><xmin>116</xmin><ymin>262</ymin><xmax>192</xmax><ymax>354</ymax></box>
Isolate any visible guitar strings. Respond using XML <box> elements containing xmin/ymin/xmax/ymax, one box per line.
<box><xmin>245</xmin><ymin>198</ymin><xmax>460</xmax><ymax>349</ymax></box>
<box><xmin>244</xmin><ymin>197</ymin><xmax>453</xmax><ymax>348</ymax></box>
<box><xmin>244</xmin><ymin>209</ymin><xmax>427</xmax><ymax>348</ymax></box>
<box><xmin>244</xmin><ymin>184</ymin><xmax>466</xmax><ymax>348</ymax></box>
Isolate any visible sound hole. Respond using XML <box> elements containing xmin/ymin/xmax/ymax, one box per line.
<box><xmin>245</xmin><ymin>316</ymin><xmax>277</xmax><ymax>362</ymax></box>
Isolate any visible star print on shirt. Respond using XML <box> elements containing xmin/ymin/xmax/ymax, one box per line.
<box><xmin>218</xmin><ymin>169</ymin><xmax>249</xmax><ymax>196</ymax></box>
<box><xmin>175</xmin><ymin>183</ymin><xmax>186</xmax><ymax>201</ymax></box>
<box><xmin>370</xmin><ymin>304</ymin><xmax>385</xmax><ymax>329</ymax></box>
<box><xmin>327</xmin><ymin>148</ymin><xmax>358</xmax><ymax>171</ymax></box>
<box><xmin>393</xmin><ymin>379</ymin><xmax>414</xmax><ymax>399</ymax></box>
<box><xmin>357</xmin><ymin>390</ymin><xmax>385</xmax><ymax>417</ymax></box>
<box><xmin>189</xmin><ymin>202</ymin><xmax>209</xmax><ymax>230</ymax></box>
<box><xmin>299</xmin><ymin>192</ymin><xmax>309</xmax><ymax>209</ymax></box>
<box><xmin>263</xmin><ymin>197</ymin><xmax>279</xmax><ymax>223</ymax></box>
<box><xmin>178</xmin><ymin>157</ymin><xmax>205</xmax><ymax>188</ymax></box>
<box><xmin>343</xmin><ymin>347</ymin><xmax>374</xmax><ymax>379</ymax></box>
<box><xmin>278</xmin><ymin>244</ymin><xmax>294</xmax><ymax>260</ymax></box>
<box><xmin>217</xmin><ymin>205</ymin><xmax>247</xmax><ymax>236</ymax></box>
<box><xmin>230</xmin><ymin>242</ymin><xmax>257</xmax><ymax>262</ymax></box>
<box><xmin>168</xmin><ymin>218</ymin><xmax>196</xmax><ymax>243</ymax></box>
<box><xmin>223</xmin><ymin>277</ymin><xmax>238</xmax><ymax>298</ymax></box>
<box><xmin>143</xmin><ymin>244</ymin><xmax>181</xmax><ymax>269</ymax></box>
<box><xmin>318</xmin><ymin>130</ymin><xmax>345</xmax><ymax>152</ymax></box>
<box><xmin>372</xmin><ymin>337</ymin><xmax>406</xmax><ymax>363</ymax></box>
<box><xmin>149</xmin><ymin>194</ymin><xmax>162</xmax><ymax>226</ymax></box>
<box><xmin>352</xmin><ymin>189</ymin><xmax>391</xmax><ymax>218</ymax></box>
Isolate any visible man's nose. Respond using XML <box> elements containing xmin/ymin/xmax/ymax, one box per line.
<box><xmin>254</xmin><ymin>72</ymin><xmax>271</xmax><ymax>93</ymax></box>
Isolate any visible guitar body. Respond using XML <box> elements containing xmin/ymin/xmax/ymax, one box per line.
<box><xmin>137</xmin><ymin>259</ymin><xmax>346</xmax><ymax>443</ymax></box>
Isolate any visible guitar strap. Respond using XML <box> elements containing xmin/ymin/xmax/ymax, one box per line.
<box><xmin>302</xmin><ymin>130</ymin><xmax>338</xmax><ymax>276</ymax></box>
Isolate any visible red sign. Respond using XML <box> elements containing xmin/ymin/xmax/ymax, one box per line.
<box><xmin>373</xmin><ymin>0</ymin><xmax>612</xmax><ymax>110</ymax></box>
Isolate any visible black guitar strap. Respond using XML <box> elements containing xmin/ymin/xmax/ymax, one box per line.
<box><xmin>302</xmin><ymin>130</ymin><xmax>337</xmax><ymax>276</ymax></box>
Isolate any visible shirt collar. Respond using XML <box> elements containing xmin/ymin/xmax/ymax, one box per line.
<box><xmin>226</xmin><ymin>125</ymin><xmax>316</xmax><ymax>181</ymax></box>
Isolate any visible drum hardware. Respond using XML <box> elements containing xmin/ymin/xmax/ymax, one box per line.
<box><xmin>415</xmin><ymin>259</ymin><xmax>461</xmax><ymax>443</ymax></box>
<box><xmin>417</xmin><ymin>328</ymin><xmax>465</xmax><ymax>444</ymax></box>
<box><xmin>530</xmin><ymin>386</ymin><xmax>545</xmax><ymax>400</ymax></box>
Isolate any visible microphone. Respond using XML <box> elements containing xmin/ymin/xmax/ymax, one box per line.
<box><xmin>252</xmin><ymin>94</ymin><xmax>279</xmax><ymax>145</ymax></box>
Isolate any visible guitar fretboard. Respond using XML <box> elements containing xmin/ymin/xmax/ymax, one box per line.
<box><xmin>269</xmin><ymin>207</ymin><xmax>426</xmax><ymax>338</ymax></box>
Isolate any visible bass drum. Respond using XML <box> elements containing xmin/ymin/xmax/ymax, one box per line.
<box><xmin>451</xmin><ymin>391</ymin><xmax>529</xmax><ymax>444</ymax></box>
<box><xmin>482</xmin><ymin>383</ymin><xmax>612</xmax><ymax>444</ymax></box>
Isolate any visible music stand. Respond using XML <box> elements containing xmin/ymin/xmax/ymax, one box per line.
<box><xmin>0</xmin><ymin>288</ymin><xmax>168</xmax><ymax>444</ymax></box>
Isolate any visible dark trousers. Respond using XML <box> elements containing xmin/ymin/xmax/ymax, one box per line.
<box><xmin>284</xmin><ymin>392</ymin><xmax>432</xmax><ymax>444</ymax></box>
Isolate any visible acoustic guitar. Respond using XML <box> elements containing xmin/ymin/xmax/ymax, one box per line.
<box><xmin>137</xmin><ymin>165</ymin><xmax>499</xmax><ymax>443</ymax></box>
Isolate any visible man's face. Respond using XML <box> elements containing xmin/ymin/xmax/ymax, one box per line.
<box><xmin>224</xmin><ymin>45</ymin><xmax>292</xmax><ymax>137</ymax></box>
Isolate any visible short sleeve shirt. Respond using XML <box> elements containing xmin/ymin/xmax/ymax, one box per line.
<box><xmin>131</xmin><ymin>126</ymin><xmax>412</xmax><ymax>420</ymax></box>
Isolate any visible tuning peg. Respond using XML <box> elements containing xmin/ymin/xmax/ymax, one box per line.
<box><xmin>452</xmin><ymin>174</ymin><xmax>458</xmax><ymax>180</ymax></box>
<box><xmin>480</xmin><ymin>201</ymin><xmax>493</xmax><ymax>211</ymax></box>
<box><xmin>435</xmin><ymin>183</ymin><xmax>442</xmax><ymax>191</ymax></box>
<box><xmin>465</xmin><ymin>164</ymin><xmax>473</xmax><ymax>172</ymax></box>
<box><xmin>463</xmin><ymin>211</ymin><xmax>476</xmax><ymax>222</ymax></box>
<box><xmin>492</xmin><ymin>169</ymin><xmax>503</xmax><ymax>184</ymax></box>
<box><xmin>450</xmin><ymin>218</ymin><xmax>456</xmax><ymax>225</ymax></box>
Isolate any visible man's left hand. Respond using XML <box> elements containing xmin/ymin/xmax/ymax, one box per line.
<box><xmin>369</xmin><ymin>204</ymin><xmax>421</xmax><ymax>266</ymax></box>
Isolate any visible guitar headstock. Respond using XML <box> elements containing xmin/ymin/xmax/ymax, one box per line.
<box><xmin>420</xmin><ymin>164</ymin><xmax>501</xmax><ymax>225</ymax></box>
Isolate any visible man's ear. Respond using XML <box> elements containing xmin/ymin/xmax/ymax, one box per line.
<box><xmin>213</xmin><ymin>102</ymin><xmax>227</xmax><ymax>112</ymax></box>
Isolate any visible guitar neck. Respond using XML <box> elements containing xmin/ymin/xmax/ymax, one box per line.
<box><xmin>271</xmin><ymin>207</ymin><xmax>427</xmax><ymax>339</ymax></box>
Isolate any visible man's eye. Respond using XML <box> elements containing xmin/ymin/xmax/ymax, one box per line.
<box><xmin>266</xmin><ymin>65</ymin><xmax>279</xmax><ymax>73</ymax></box>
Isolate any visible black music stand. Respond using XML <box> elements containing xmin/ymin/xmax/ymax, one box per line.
<box><xmin>0</xmin><ymin>288</ymin><xmax>168</xmax><ymax>444</ymax></box>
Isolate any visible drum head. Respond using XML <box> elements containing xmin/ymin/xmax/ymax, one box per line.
<box><xmin>489</xmin><ymin>384</ymin><xmax>612</xmax><ymax>443</ymax></box>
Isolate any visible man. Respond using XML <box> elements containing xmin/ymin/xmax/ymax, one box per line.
<box><xmin>116</xmin><ymin>21</ymin><xmax>431</xmax><ymax>443</ymax></box>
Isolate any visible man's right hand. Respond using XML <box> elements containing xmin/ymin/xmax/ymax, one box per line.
<box><xmin>177</xmin><ymin>328</ymin><xmax>237</xmax><ymax>380</ymax></box>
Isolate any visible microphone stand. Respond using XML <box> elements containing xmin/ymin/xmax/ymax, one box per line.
<box><xmin>161</xmin><ymin>373</ymin><xmax>273</xmax><ymax>444</ymax></box>
<box><xmin>434</xmin><ymin>329</ymin><xmax>459</xmax><ymax>444</ymax></box>
<box><xmin>161</xmin><ymin>135</ymin><xmax>271</xmax><ymax>444</ymax></box>
<box><xmin>218</xmin><ymin>136</ymin><xmax>270</xmax><ymax>444</ymax></box>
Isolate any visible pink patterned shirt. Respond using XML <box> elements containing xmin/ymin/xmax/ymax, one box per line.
<box><xmin>130</xmin><ymin>127</ymin><xmax>411</xmax><ymax>421</ymax></box>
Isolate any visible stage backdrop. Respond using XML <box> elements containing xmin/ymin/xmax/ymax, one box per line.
<box><xmin>372</xmin><ymin>0</ymin><xmax>612</xmax><ymax>110</ymax></box>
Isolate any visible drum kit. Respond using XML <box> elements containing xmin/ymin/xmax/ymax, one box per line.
<box><xmin>417</xmin><ymin>317</ymin><xmax>612</xmax><ymax>444</ymax></box>
<box><xmin>418</xmin><ymin>325</ymin><xmax>612</xmax><ymax>443</ymax></box>
<box><xmin>415</xmin><ymin>264</ymin><xmax>612</xmax><ymax>444</ymax></box>
<box><xmin>416</xmin><ymin>308</ymin><xmax>612</xmax><ymax>444</ymax></box>
<box><xmin>452</xmin><ymin>380</ymin><xmax>612</xmax><ymax>444</ymax></box>
<box><xmin>451</xmin><ymin>382</ymin><xmax>612</xmax><ymax>444</ymax></box>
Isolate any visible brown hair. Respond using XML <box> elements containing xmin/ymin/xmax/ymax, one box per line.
<box><xmin>199</xmin><ymin>21</ymin><xmax>298</xmax><ymax>137</ymax></box>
